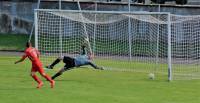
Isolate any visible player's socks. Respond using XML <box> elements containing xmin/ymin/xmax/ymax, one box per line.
<box><xmin>50</xmin><ymin>80</ymin><xmax>55</xmax><ymax>88</ymax></box>
<box><xmin>44</xmin><ymin>74</ymin><xmax>53</xmax><ymax>82</ymax></box>
<box><xmin>51</xmin><ymin>72</ymin><xmax>62</xmax><ymax>80</ymax></box>
<box><xmin>49</xmin><ymin>58</ymin><xmax>61</xmax><ymax>69</ymax></box>
<box><xmin>32</xmin><ymin>75</ymin><xmax>42</xmax><ymax>84</ymax></box>
<box><xmin>37</xmin><ymin>82</ymin><xmax>44</xmax><ymax>89</ymax></box>
<box><xmin>43</xmin><ymin>74</ymin><xmax>55</xmax><ymax>88</ymax></box>
<box><xmin>45</xmin><ymin>65</ymin><xmax>53</xmax><ymax>69</ymax></box>
<box><xmin>32</xmin><ymin>75</ymin><xmax>43</xmax><ymax>88</ymax></box>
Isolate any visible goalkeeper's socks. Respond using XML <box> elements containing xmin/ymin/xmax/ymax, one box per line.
<box><xmin>51</xmin><ymin>72</ymin><xmax>62</xmax><ymax>80</ymax></box>
<box><xmin>50</xmin><ymin>58</ymin><xmax>61</xmax><ymax>68</ymax></box>
<box><xmin>46</xmin><ymin>65</ymin><xmax>53</xmax><ymax>69</ymax></box>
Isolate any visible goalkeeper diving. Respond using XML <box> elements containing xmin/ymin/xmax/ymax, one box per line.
<box><xmin>46</xmin><ymin>43</ymin><xmax>104</xmax><ymax>80</ymax></box>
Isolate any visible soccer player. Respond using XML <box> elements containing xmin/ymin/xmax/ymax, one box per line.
<box><xmin>15</xmin><ymin>42</ymin><xmax>55</xmax><ymax>89</ymax></box>
<box><xmin>46</xmin><ymin>45</ymin><xmax>103</xmax><ymax>80</ymax></box>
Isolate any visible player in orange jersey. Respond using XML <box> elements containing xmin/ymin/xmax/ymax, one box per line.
<box><xmin>15</xmin><ymin>42</ymin><xmax>55</xmax><ymax>89</ymax></box>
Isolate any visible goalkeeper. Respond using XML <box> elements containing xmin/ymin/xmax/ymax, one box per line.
<box><xmin>46</xmin><ymin>44</ymin><xmax>103</xmax><ymax>80</ymax></box>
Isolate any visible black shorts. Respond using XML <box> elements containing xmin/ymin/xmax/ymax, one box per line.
<box><xmin>63</xmin><ymin>56</ymin><xmax>75</xmax><ymax>69</ymax></box>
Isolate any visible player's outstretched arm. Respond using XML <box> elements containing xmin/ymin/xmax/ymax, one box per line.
<box><xmin>87</xmin><ymin>62</ymin><xmax>103</xmax><ymax>70</ymax></box>
<box><xmin>14</xmin><ymin>55</ymin><xmax>26</xmax><ymax>64</ymax></box>
<box><xmin>80</xmin><ymin>44</ymin><xmax>87</xmax><ymax>55</ymax></box>
<box><xmin>15</xmin><ymin>58</ymin><xmax>25</xmax><ymax>64</ymax></box>
<box><xmin>88</xmin><ymin>52</ymin><xmax>94</xmax><ymax>60</ymax></box>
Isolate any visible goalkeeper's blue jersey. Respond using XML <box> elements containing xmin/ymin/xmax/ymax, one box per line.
<box><xmin>74</xmin><ymin>55</ymin><xmax>90</xmax><ymax>66</ymax></box>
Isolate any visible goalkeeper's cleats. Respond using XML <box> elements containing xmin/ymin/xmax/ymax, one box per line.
<box><xmin>37</xmin><ymin>82</ymin><xmax>44</xmax><ymax>89</ymax></box>
<box><xmin>45</xmin><ymin>65</ymin><xmax>53</xmax><ymax>69</ymax></box>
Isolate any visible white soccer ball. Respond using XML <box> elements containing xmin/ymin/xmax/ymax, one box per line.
<box><xmin>148</xmin><ymin>73</ymin><xmax>155</xmax><ymax>80</ymax></box>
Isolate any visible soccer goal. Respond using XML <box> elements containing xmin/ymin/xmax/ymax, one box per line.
<box><xmin>34</xmin><ymin>9</ymin><xmax>200</xmax><ymax>80</ymax></box>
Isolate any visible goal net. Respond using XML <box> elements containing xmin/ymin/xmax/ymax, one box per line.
<box><xmin>34</xmin><ymin>9</ymin><xmax>200</xmax><ymax>80</ymax></box>
<box><xmin>171</xmin><ymin>14</ymin><xmax>200</xmax><ymax>80</ymax></box>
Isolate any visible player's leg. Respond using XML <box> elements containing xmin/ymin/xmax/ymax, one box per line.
<box><xmin>46</xmin><ymin>56</ymin><xmax>64</xmax><ymax>69</ymax></box>
<box><xmin>52</xmin><ymin>63</ymin><xmax>75</xmax><ymax>80</ymax></box>
<box><xmin>31</xmin><ymin>67</ymin><xmax>43</xmax><ymax>88</ymax></box>
<box><xmin>38</xmin><ymin>67</ymin><xmax>55</xmax><ymax>88</ymax></box>
<box><xmin>51</xmin><ymin>66</ymin><xmax>74</xmax><ymax>80</ymax></box>
<box><xmin>51</xmin><ymin>56</ymin><xmax>75</xmax><ymax>79</ymax></box>
<box><xmin>51</xmin><ymin>67</ymin><xmax>66</xmax><ymax>80</ymax></box>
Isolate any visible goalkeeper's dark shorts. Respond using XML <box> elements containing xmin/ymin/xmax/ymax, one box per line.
<box><xmin>63</xmin><ymin>56</ymin><xmax>75</xmax><ymax>70</ymax></box>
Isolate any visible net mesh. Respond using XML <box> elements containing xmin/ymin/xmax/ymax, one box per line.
<box><xmin>35</xmin><ymin>9</ymin><xmax>200</xmax><ymax>80</ymax></box>
<box><xmin>171</xmin><ymin>14</ymin><xmax>200</xmax><ymax>80</ymax></box>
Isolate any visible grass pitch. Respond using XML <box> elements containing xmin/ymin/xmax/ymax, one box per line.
<box><xmin>1</xmin><ymin>55</ymin><xmax>200</xmax><ymax>103</ymax></box>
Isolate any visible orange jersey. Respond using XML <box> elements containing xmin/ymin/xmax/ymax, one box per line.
<box><xmin>22</xmin><ymin>47</ymin><xmax>42</xmax><ymax>65</ymax></box>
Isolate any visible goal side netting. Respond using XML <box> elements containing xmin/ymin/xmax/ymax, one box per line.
<box><xmin>35</xmin><ymin>9</ymin><xmax>200</xmax><ymax>80</ymax></box>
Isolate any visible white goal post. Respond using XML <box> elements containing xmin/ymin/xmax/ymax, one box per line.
<box><xmin>34</xmin><ymin>9</ymin><xmax>200</xmax><ymax>80</ymax></box>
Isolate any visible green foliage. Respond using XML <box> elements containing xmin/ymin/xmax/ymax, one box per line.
<box><xmin>0</xmin><ymin>55</ymin><xmax>200</xmax><ymax>103</ymax></box>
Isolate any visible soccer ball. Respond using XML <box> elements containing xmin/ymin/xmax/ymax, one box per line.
<box><xmin>148</xmin><ymin>73</ymin><xmax>155</xmax><ymax>80</ymax></box>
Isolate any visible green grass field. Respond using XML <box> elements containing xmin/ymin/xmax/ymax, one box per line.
<box><xmin>1</xmin><ymin>55</ymin><xmax>200</xmax><ymax>103</ymax></box>
<box><xmin>1</xmin><ymin>34</ymin><xmax>200</xmax><ymax>103</ymax></box>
